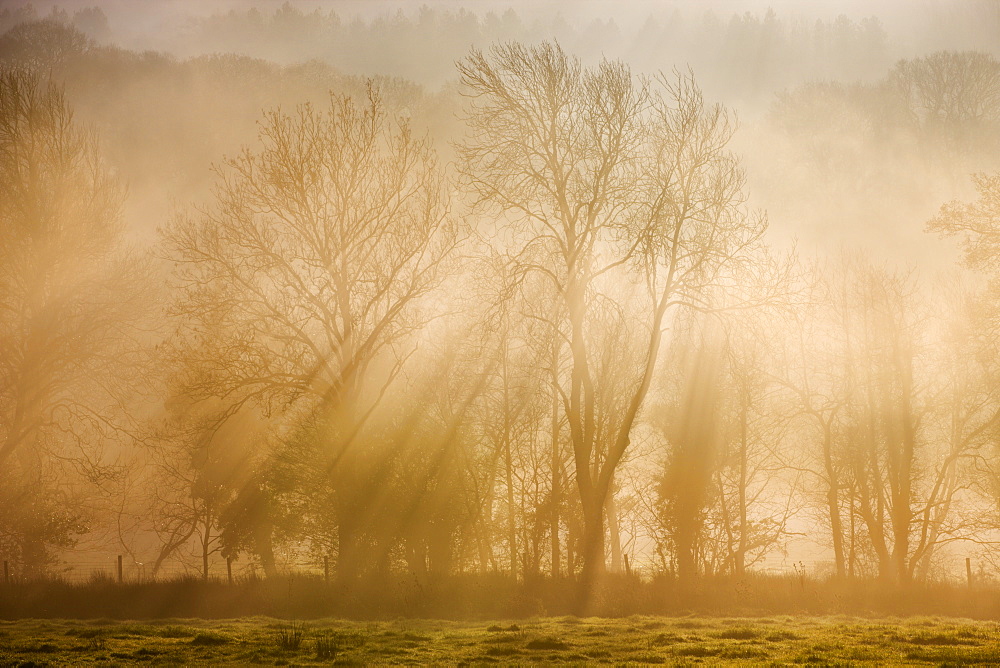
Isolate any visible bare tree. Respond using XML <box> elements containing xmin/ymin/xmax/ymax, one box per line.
<box><xmin>927</xmin><ymin>173</ymin><xmax>1000</xmax><ymax>575</ymax></box>
<box><xmin>891</xmin><ymin>52</ymin><xmax>1000</xmax><ymax>131</ymax></box>
<box><xmin>458</xmin><ymin>42</ymin><xmax>770</xmax><ymax>605</ymax></box>
<box><xmin>163</xmin><ymin>84</ymin><xmax>457</xmax><ymax>581</ymax></box>
<box><xmin>654</xmin><ymin>324</ymin><xmax>725</xmax><ymax>582</ymax></box>
<box><xmin>714</xmin><ymin>314</ymin><xmax>792</xmax><ymax>577</ymax></box>
<box><xmin>800</xmin><ymin>258</ymin><xmax>985</xmax><ymax>584</ymax></box>
<box><xmin>651</xmin><ymin>304</ymin><xmax>793</xmax><ymax>582</ymax></box>
<box><xmin>928</xmin><ymin>172</ymin><xmax>1000</xmax><ymax>269</ymax></box>
<box><xmin>145</xmin><ymin>389</ymin><xmax>274</xmax><ymax>581</ymax></box>
<box><xmin>0</xmin><ymin>19</ymin><xmax>92</xmax><ymax>71</ymax></box>
<box><xmin>910</xmin><ymin>282</ymin><xmax>997</xmax><ymax>580</ymax></box>
<box><xmin>0</xmin><ymin>68</ymin><xmax>141</xmax><ymax>574</ymax></box>
<box><xmin>776</xmin><ymin>262</ymin><xmax>856</xmax><ymax>579</ymax></box>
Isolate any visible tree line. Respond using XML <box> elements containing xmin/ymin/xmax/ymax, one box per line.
<box><xmin>3</xmin><ymin>19</ymin><xmax>1000</xmax><ymax>611</ymax></box>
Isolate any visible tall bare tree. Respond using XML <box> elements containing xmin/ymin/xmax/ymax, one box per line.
<box><xmin>458</xmin><ymin>42</ymin><xmax>770</xmax><ymax>604</ymax></box>
<box><xmin>795</xmin><ymin>257</ymin><xmax>985</xmax><ymax>583</ymax></box>
<box><xmin>163</xmin><ymin>84</ymin><xmax>457</xmax><ymax>581</ymax></box>
<box><xmin>0</xmin><ymin>68</ymin><xmax>141</xmax><ymax>573</ymax></box>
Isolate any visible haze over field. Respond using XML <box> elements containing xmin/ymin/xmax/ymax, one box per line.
<box><xmin>8</xmin><ymin>0</ymin><xmax>1000</xmax><ymax>261</ymax></box>
<box><xmin>3</xmin><ymin>0</ymin><xmax>1000</xmax><ymax>619</ymax></box>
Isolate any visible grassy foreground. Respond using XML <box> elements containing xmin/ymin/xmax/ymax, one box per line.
<box><xmin>1</xmin><ymin>615</ymin><xmax>1000</xmax><ymax>665</ymax></box>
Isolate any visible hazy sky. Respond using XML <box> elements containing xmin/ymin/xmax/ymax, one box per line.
<box><xmin>13</xmin><ymin>0</ymin><xmax>1000</xmax><ymax>54</ymax></box>
<box><xmin>12</xmin><ymin>0</ymin><xmax>996</xmax><ymax>266</ymax></box>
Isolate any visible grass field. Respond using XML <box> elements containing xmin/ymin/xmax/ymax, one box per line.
<box><xmin>1</xmin><ymin>615</ymin><xmax>999</xmax><ymax>665</ymax></box>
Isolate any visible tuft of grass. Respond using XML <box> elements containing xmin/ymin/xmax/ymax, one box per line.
<box><xmin>907</xmin><ymin>632</ymin><xmax>979</xmax><ymax>646</ymax></box>
<box><xmin>721</xmin><ymin>646</ymin><xmax>767</xmax><ymax>659</ymax></box>
<box><xmin>155</xmin><ymin>625</ymin><xmax>197</xmax><ymax>638</ymax></box>
<box><xmin>66</xmin><ymin>628</ymin><xmax>104</xmax><ymax>638</ymax></box>
<box><xmin>631</xmin><ymin>654</ymin><xmax>667</xmax><ymax>664</ymax></box>
<box><xmin>191</xmin><ymin>631</ymin><xmax>230</xmax><ymax>646</ymax></box>
<box><xmin>674</xmin><ymin>644</ymin><xmax>721</xmax><ymax>657</ymax></box>
<box><xmin>842</xmin><ymin>646</ymin><xmax>882</xmax><ymax>661</ymax></box>
<box><xmin>650</xmin><ymin>631</ymin><xmax>684</xmax><ymax>645</ymax></box>
<box><xmin>796</xmin><ymin>652</ymin><xmax>830</xmax><ymax>664</ymax></box>
<box><xmin>275</xmin><ymin>622</ymin><xmax>304</xmax><ymax>651</ymax></box>
<box><xmin>904</xmin><ymin>646</ymin><xmax>1000</xmax><ymax>664</ymax></box>
<box><xmin>526</xmin><ymin>636</ymin><xmax>569</xmax><ymax>650</ymax></box>
<box><xmin>584</xmin><ymin>649</ymin><xmax>612</xmax><ymax>658</ymax></box>
<box><xmin>485</xmin><ymin>645</ymin><xmax>520</xmax><ymax>656</ymax></box>
<box><xmin>316</xmin><ymin>632</ymin><xmax>338</xmax><ymax>660</ymax></box>
<box><xmin>713</xmin><ymin>626</ymin><xmax>760</xmax><ymax>640</ymax></box>
<box><xmin>486</xmin><ymin>623</ymin><xmax>520</xmax><ymax>632</ymax></box>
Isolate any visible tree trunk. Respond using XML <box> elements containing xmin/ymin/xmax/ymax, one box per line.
<box><xmin>336</xmin><ymin>516</ymin><xmax>362</xmax><ymax>584</ymax></box>
<box><xmin>202</xmin><ymin>527</ymin><xmax>211</xmax><ymax>583</ymax></box>
<box><xmin>735</xmin><ymin>400</ymin><xmax>749</xmax><ymax>577</ymax></box>
<box><xmin>503</xmin><ymin>423</ymin><xmax>517</xmax><ymax>582</ymax></box>
<box><xmin>477</xmin><ymin>523</ymin><xmax>492</xmax><ymax>574</ymax></box>
<box><xmin>501</xmin><ymin>345</ymin><xmax>518</xmax><ymax>582</ymax></box>
<box><xmin>827</xmin><ymin>486</ymin><xmax>846</xmax><ymax>578</ymax></box>
<box><xmin>20</xmin><ymin>536</ymin><xmax>46</xmax><ymax>579</ymax></box>
<box><xmin>606</xmin><ymin>484</ymin><xmax>622</xmax><ymax>573</ymax></box>
<box><xmin>891</xmin><ymin>380</ymin><xmax>916</xmax><ymax>585</ymax></box>
<box><xmin>406</xmin><ymin>536</ymin><xmax>428</xmax><ymax>580</ymax></box>
<box><xmin>253</xmin><ymin>521</ymin><xmax>279</xmax><ymax>579</ymax></box>
<box><xmin>551</xmin><ymin>341</ymin><xmax>562</xmax><ymax>578</ymax></box>
<box><xmin>822</xmin><ymin>420</ymin><xmax>846</xmax><ymax>579</ymax></box>
<box><xmin>577</xmin><ymin>498</ymin><xmax>606</xmax><ymax>612</ymax></box>
<box><xmin>848</xmin><ymin>488</ymin><xmax>857</xmax><ymax>578</ymax></box>
<box><xmin>676</xmin><ymin>522</ymin><xmax>698</xmax><ymax>582</ymax></box>
<box><xmin>566</xmin><ymin>538</ymin><xmax>575</xmax><ymax>577</ymax></box>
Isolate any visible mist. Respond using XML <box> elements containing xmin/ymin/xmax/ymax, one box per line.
<box><xmin>3</xmin><ymin>0</ymin><xmax>1000</xmax><ymax>632</ymax></box>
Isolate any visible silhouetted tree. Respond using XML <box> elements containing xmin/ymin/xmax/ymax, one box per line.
<box><xmin>891</xmin><ymin>52</ymin><xmax>1000</xmax><ymax>142</ymax></box>
<box><xmin>163</xmin><ymin>84</ymin><xmax>457</xmax><ymax>582</ymax></box>
<box><xmin>458</xmin><ymin>42</ymin><xmax>770</xmax><ymax>607</ymax></box>
<box><xmin>0</xmin><ymin>68</ymin><xmax>140</xmax><ymax>574</ymax></box>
